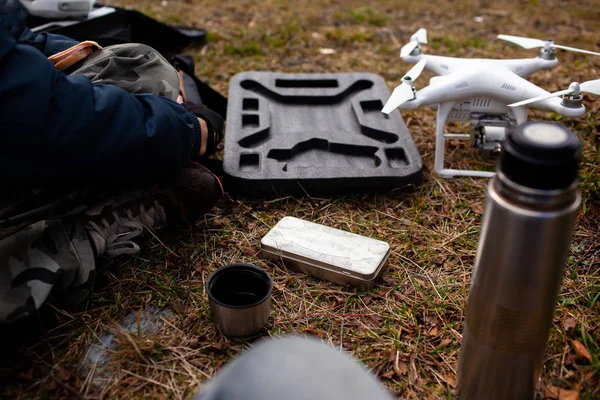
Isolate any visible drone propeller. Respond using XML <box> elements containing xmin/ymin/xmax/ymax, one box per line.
<box><xmin>497</xmin><ymin>34</ymin><xmax>600</xmax><ymax>56</ymax></box>
<box><xmin>382</xmin><ymin>59</ymin><xmax>427</xmax><ymax>114</ymax></box>
<box><xmin>508</xmin><ymin>79</ymin><xmax>600</xmax><ymax>107</ymax></box>
<box><xmin>400</xmin><ymin>28</ymin><xmax>428</xmax><ymax>58</ymax></box>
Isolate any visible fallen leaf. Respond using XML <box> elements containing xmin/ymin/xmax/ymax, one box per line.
<box><xmin>394</xmin><ymin>361</ymin><xmax>408</xmax><ymax>376</ymax></box>
<box><xmin>369</xmin><ymin>314</ymin><xmax>383</xmax><ymax>325</ymax></box>
<box><xmin>423</xmin><ymin>219</ymin><xmax>434</xmax><ymax>227</ymax></box>
<box><xmin>584</xmin><ymin>371</ymin><xmax>595</xmax><ymax>382</ymax></box>
<box><xmin>303</xmin><ymin>327</ymin><xmax>324</xmax><ymax>338</ymax></box>
<box><xmin>409</xmin><ymin>355</ymin><xmax>419</xmax><ymax>384</ymax></box>
<box><xmin>414</xmin><ymin>278</ymin><xmax>427</xmax><ymax>286</ymax></box>
<box><xmin>470</xmin><ymin>204</ymin><xmax>483</xmax><ymax>215</ymax></box>
<box><xmin>411</xmin><ymin>233</ymin><xmax>423</xmax><ymax>244</ymax></box>
<box><xmin>544</xmin><ymin>385</ymin><xmax>580</xmax><ymax>400</ymax></box>
<box><xmin>329</xmin><ymin>294</ymin><xmax>343</xmax><ymax>304</ymax></box>
<box><xmin>563</xmin><ymin>316</ymin><xmax>577</xmax><ymax>333</ymax></box>
<box><xmin>429</xmin><ymin>326</ymin><xmax>439</xmax><ymax>337</ymax></box>
<box><xmin>438</xmin><ymin>338</ymin><xmax>452</xmax><ymax>348</ymax></box>
<box><xmin>425</xmin><ymin>315</ymin><xmax>438</xmax><ymax>326</ymax></box>
<box><xmin>572</xmin><ymin>340</ymin><xmax>593</xmax><ymax>363</ymax></box>
<box><xmin>210</xmin><ymin>342</ymin><xmax>229</xmax><ymax>352</ymax></box>
<box><xmin>394</xmin><ymin>292</ymin><xmax>409</xmax><ymax>302</ymax></box>
<box><xmin>311</xmin><ymin>32</ymin><xmax>325</xmax><ymax>40</ymax></box>
<box><xmin>386</xmin><ymin>352</ymin><xmax>395</xmax><ymax>363</ymax></box>
<box><xmin>189</xmin><ymin>337</ymin><xmax>199</xmax><ymax>348</ymax></box>
<box><xmin>564</xmin><ymin>353</ymin><xmax>576</xmax><ymax>366</ymax></box>
<box><xmin>444</xmin><ymin>374</ymin><xmax>457</xmax><ymax>388</ymax></box>
<box><xmin>213</xmin><ymin>217</ymin><xmax>231</xmax><ymax>226</ymax></box>
<box><xmin>244</xmin><ymin>247</ymin><xmax>260</xmax><ymax>257</ymax></box>
<box><xmin>381</xmin><ymin>370</ymin><xmax>395</xmax><ymax>379</ymax></box>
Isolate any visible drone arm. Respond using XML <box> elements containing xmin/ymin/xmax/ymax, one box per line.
<box><xmin>397</xmin><ymin>96</ymin><xmax>426</xmax><ymax>110</ymax></box>
<box><xmin>397</xmin><ymin>82</ymin><xmax>442</xmax><ymax>110</ymax></box>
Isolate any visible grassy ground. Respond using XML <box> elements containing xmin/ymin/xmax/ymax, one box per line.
<box><xmin>2</xmin><ymin>0</ymin><xmax>600</xmax><ymax>398</ymax></box>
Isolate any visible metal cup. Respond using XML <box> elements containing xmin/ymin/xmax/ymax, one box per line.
<box><xmin>206</xmin><ymin>263</ymin><xmax>272</xmax><ymax>337</ymax></box>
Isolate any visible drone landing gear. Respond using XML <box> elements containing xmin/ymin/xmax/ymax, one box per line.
<box><xmin>434</xmin><ymin>103</ymin><xmax>500</xmax><ymax>179</ymax></box>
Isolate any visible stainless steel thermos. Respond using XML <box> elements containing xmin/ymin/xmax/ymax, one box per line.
<box><xmin>457</xmin><ymin>121</ymin><xmax>582</xmax><ymax>399</ymax></box>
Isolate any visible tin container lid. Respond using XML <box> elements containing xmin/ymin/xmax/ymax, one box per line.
<box><xmin>260</xmin><ymin>216</ymin><xmax>391</xmax><ymax>280</ymax></box>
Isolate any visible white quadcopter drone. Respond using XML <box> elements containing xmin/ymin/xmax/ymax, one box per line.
<box><xmin>18</xmin><ymin>0</ymin><xmax>114</xmax><ymax>20</ymax></box>
<box><xmin>382</xmin><ymin>28</ymin><xmax>600</xmax><ymax>178</ymax></box>
<box><xmin>18</xmin><ymin>0</ymin><xmax>96</xmax><ymax>19</ymax></box>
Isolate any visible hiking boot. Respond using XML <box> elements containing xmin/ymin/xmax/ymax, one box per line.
<box><xmin>80</xmin><ymin>162</ymin><xmax>223</xmax><ymax>258</ymax></box>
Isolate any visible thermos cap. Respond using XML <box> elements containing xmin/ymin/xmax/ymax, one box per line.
<box><xmin>499</xmin><ymin>121</ymin><xmax>581</xmax><ymax>190</ymax></box>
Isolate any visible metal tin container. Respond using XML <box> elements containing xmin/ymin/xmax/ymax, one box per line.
<box><xmin>261</xmin><ymin>217</ymin><xmax>391</xmax><ymax>290</ymax></box>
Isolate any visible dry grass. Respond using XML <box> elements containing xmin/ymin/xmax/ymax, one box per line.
<box><xmin>1</xmin><ymin>0</ymin><xmax>599</xmax><ymax>399</ymax></box>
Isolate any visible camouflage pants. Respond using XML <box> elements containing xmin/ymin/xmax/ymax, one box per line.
<box><xmin>0</xmin><ymin>44</ymin><xmax>180</xmax><ymax>323</ymax></box>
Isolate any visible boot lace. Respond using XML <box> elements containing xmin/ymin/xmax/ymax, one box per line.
<box><xmin>85</xmin><ymin>200</ymin><xmax>168</xmax><ymax>258</ymax></box>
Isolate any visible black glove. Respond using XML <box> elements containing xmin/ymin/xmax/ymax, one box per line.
<box><xmin>183</xmin><ymin>102</ymin><xmax>224</xmax><ymax>156</ymax></box>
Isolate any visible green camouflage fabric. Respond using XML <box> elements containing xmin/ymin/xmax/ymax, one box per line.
<box><xmin>0</xmin><ymin>43</ymin><xmax>181</xmax><ymax>323</ymax></box>
<box><xmin>0</xmin><ymin>219</ymin><xmax>95</xmax><ymax>322</ymax></box>
<box><xmin>69</xmin><ymin>43</ymin><xmax>181</xmax><ymax>101</ymax></box>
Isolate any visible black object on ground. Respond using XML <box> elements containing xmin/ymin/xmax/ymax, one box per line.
<box><xmin>206</xmin><ymin>264</ymin><xmax>272</xmax><ymax>337</ymax></box>
<box><xmin>223</xmin><ymin>72</ymin><xmax>423</xmax><ymax>196</ymax></box>
<box><xmin>27</xmin><ymin>7</ymin><xmax>205</xmax><ymax>53</ymax></box>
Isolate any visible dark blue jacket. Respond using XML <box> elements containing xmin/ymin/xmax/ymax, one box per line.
<box><xmin>0</xmin><ymin>0</ymin><xmax>201</xmax><ymax>185</ymax></box>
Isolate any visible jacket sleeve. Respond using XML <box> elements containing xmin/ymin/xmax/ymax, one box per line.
<box><xmin>16</xmin><ymin>26</ymin><xmax>80</xmax><ymax>56</ymax></box>
<box><xmin>0</xmin><ymin>23</ymin><xmax>202</xmax><ymax>183</ymax></box>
